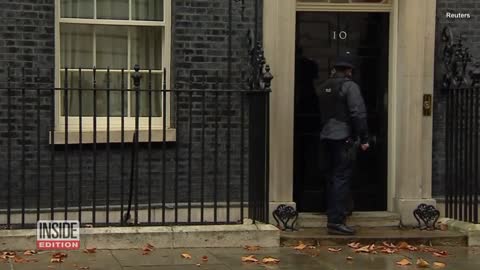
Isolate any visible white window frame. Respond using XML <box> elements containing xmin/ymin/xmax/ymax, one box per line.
<box><xmin>54</xmin><ymin>0</ymin><xmax>172</xmax><ymax>136</ymax></box>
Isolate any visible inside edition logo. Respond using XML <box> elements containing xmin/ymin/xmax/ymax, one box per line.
<box><xmin>37</xmin><ymin>220</ymin><xmax>80</xmax><ymax>250</ymax></box>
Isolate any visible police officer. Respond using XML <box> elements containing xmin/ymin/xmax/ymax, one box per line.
<box><xmin>315</xmin><ymin>57</ymin><xmax>369</xmax><ymax>235</ymax></box>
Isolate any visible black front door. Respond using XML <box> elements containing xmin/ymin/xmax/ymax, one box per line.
<box><xmin>293</xmin><ymin>12</ymin><xmax>389</xmax><ymax>212</ymax></box>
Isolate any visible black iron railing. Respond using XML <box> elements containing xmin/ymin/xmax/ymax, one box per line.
<box><xmin>0</xmin><ymin>65</ymin><xmax>271</xmax><ymax>228</ymax></box>
<box><xmin>442</xmin><ymin>26</ymin><xmax>480</xmax><ymax>224</ymax></box>
<box><xmin>444</xmin><ymin>86</ymin><xmax>479</xmax><ymax>224</ymax></box>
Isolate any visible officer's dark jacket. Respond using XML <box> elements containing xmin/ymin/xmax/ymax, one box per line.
<box><xmin>314</xmin><ymin>73</ymin><xmax>369</xmax><ymax>144</ymax></box>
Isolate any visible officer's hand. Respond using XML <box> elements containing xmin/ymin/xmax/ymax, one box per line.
<box><xmin>360</xmin><ymin>143</ymin><xmax>370</xmax><ymax>151</ymax></box>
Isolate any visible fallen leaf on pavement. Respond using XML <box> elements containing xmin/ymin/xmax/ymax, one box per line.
<box><xmin>382</xmin><ymin>242</ymin><xmax>396</xmax><ymax>248</ymax></box>
<box><xmin>50</xmin><ymin>257</ymin><xmax>63</xmax><ymax>263</ymax></box>
<box><xmin>142</xmin><ymin>244</ymin><xmax>155</xmax><ymax>255</ymax></box>
<box><xmin>397</xmin><ymin>242</ymin><xmax>409</xmax><ymax>249</ymax></box>
<box><xmin>348</xmin><ymin>242</ymin><xmax>361</xmax><ymax>249</ymax></box>
<box><xmin>241</xmin><ymin>255</ymin><xmax>258</xmax><ymax>263</ymax></box>
<box><xmin>262</xmin><ymin>257</ymin><xmax>280</xmax><ymax>264</ymax></box>
<box><xmin>433</xmin><ymin>262</ymin><xmax>446</xmax><ymax>268</ymax></box>
<box><xmin>196</xmin><ymin>263</ymin><xmax>201</xmax><ymax>267</ymax></box>
<box><xmin>294</xmin><ymin>242</ymin><xmax>307</xmax><ymax>250</ymax></box>
<box><xmin>396</xmin><ymin>258</ymin><xmax>412</xmax><ymax>266</ymax></box>
<box><xmin>143</xmin><ymin>243</ymin><xmax>154</xmax><ymax>251</ymax></box>
<box><xmin>202</xmin><ymin>255</ymin><xmax>208</xmax><ymax>261</ymax></box>
<box><xmin>83</xmin><ymin>247</ymin><xmax>97</xmax><ymax>254</ymax></box>
<box><xmin>51</xmin><ymin>252</ymin><xmax>67</xmax><ymax>263</ymax></box>
<box><xmin>381</xmin><ymin>248</ymin><xmax>397</xmax><ymax>254</ymax></box>
<box><xmin>439</xmin><ymin>223</ymin><xmax>448</xmax><ymax>231</ymax></box>
<box><xmin>13</xmin><ymin>256</ymin><xmax>27</xmax><ymax>263</ymax></box>
<box><xmin>433</xmin><ymin>250</ymin><xmax>448</xmax><ymax>258</ymax></box>
<box><xmin>181</xmin><ymin>253</ymin><xmax>192</xmax><ymax>259</ymax></box>
<box><xmin>354</xmin><ymin>246</ymin><xmax>371</xmax><ymax>253</ymax></box>
<box><xmin>416</xmin><ymin>258</ymin><xmax>430</xmax><ymax>268</ymax></box>
<box><xmin>23</xmin><ymin>250</ymin><xmax>37</xmax><ymax>256</ymax></box>
<box><xmin>346</xmin><ymin>256</ymin><xmax>353</xmax><ymax>261</ymax></box>
<box><xmin>407</xmin><ymin>245</ymin><xmax>418</xmax><ymax>251</ymax></box>
<box><xmin>2</xmin><ymin>251</ymin><xmax>16</xmax><ymax>259</ymax></box>
<box><xmin>328</xmin><ymin>248</ymin><xmax>342</xmax><ymax>253</ymax></box>
<box><xmin>244</xmin><ymin>245</ymin><xmax>261</xmax><ymax>251</ymax></box>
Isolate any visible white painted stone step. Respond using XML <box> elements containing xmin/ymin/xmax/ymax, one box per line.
<box><xmin>297</xmin><ymin>211</ymin><xmax>401</xmax><ymax>228</ymax></box>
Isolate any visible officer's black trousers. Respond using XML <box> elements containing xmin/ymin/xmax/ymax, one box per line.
<box><xmin>322</xmin><ymin>139</ymin><xmax>354</xmax><ymax>225</ymax></box>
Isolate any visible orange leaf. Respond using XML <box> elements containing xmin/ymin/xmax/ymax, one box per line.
<box><xmin>382</xmin><ymin>242</ymin><xmax>396</xmax><ymax>248</ymax></box>
<box><xmin>407</xmin><ymin>245</ymin><xmax>418</xmax><ymax>251</ymax></box>
<box><xmin>262</xmin><ymin>257</ymin><xmax>280</xmax><ymax>264</ymax></box>
<box><xmin>244</xmin><ymin>245</ymin><xmax>261</xmax><ymax>251</ymax></box>
<box><xmin>202</xmin><ymin>255</ymin><xmax>208</xmax><ymax>261</ymax></box>
<box><xmin>328</xmin><ymin>247</ymin><xmax>342</xmax><ymax>253</ymax></box>
<box><xmin>3</xmin><ymin>252</ymin><xmax>16</xmax><ymax>259</ymax></box>
<box><xmin>241</xmin><ymin>255</ymin><xmax>258</xmax><ymax>263</ymax></box>
<box><xmin>397</xmin><ymin>242</ymin><xmax>409</xmax><ymax>249</ymax></box>
<box><xmin>294</xmin><ymin>242</ymin><xmax>307</xmax><ymax>250</ymax></box>
<box><xmin>354</xmin><ymin>246</ymin><xmax>371</xmax><ymax>253</ymax></box>
<box><xmin>396</xmin><ymin>258</ymin><xmax>412</xmax><ymax>266</ymax></box>
<box><xmin>83</xmin><ymin>247</ymin><xmax>97</xmax><ymax>254</ymax></box>
<box><xmin>381</xmin><ymin>248</ymin><xmax>397</xmax><ymax>254</ymax></box>
<box><xmin>348</xmin><ymin>242</ymin><xmax>361</xmax><ymax>249</ymax></box>
<box><xmin>416</xmin><ymin>258</ymin><xmax>430</xmax><ymax>268</ymax></box>
<box><xmin>181</xmin><ymin>253</ymin><xmax>192</xmax><ymax>259</ymax></box>
<box><xmin>51</xmin><ymin>252</ymin><xmax>67</xmax><ymax>262</ymax></box>
<box><xmin>433</xmin><ymin>262</ymin><xmax>446</xmax><ymax>268</ymax></box>
<box><xmin>50</xmin><ymin>257</ymin><xmax>63</xmax><ymax>263</ymax></box>
<box><xmin>433</xmin><ymin>250</ymin><xmax>448</xmax><ymax>257</ymax></box>
<box><xmin>23</xmin><ymin>250</ymin><xmax>37</xmax><ymax>256</ymax></box>
<box><xmin>143</xmin><ymin>243</ymin><xmax>154</xmax><ymax>253</ymax></box>
<box><xmin>13</xmin><ymin>256</ymin><xmax>27</xmax><ymax>263</ymax></box>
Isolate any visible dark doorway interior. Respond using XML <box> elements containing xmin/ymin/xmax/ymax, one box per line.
<box><xmin>293</xmin><ymin>12</ymin><xmax>390</xmax><ymax>212</ymax></box>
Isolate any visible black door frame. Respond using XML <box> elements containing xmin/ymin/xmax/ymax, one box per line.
<box><xmin>293</xmin><ymin>11</ymin><xmax>390</xmax><ymax>213</ymax></box>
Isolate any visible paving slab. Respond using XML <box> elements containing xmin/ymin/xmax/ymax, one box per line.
<box><xmin>2</xmin><ymin>246</ymin><xmax>480</xmax><ymax>270</ymax></box>
<box><xmin>112</xmin><ymin>248</ymin><xmax>223</xmax><ymax>267</ymax></box>
<box><xmin>10</xmin><ymin>250</ymin><xmax>122</xmax><ymax>270</ymax></box>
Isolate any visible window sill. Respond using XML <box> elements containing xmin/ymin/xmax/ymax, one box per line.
<box><xmin>50</xmin><ymin>128</ymin><xmax>176</xmax><ymax>145</ymax></box>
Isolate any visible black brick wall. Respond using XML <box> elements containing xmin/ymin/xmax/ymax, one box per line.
<box><xmin>433</xmin><ymin>0</ymin><xmax>480</xmax><ymax>197</ymax></box>
<box><xmin>0</xmin><ymin>0</ymin><xmax>264</xmax><ymax>214</ymax></box>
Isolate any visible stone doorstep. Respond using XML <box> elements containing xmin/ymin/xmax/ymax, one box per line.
<box><xmin>438</xmin><ymin>218</ymin><xmax>480</xmax><ymax>247</ymax></box>
<box><xmin>280</xmin><ymin>227</ymin><xmax>468</xmax><ymax>247</ymax></box>
<box><xmin>297</xmin><ymin>212</ymin><xmax>401</xmax><ymax>228</ymax></box>
<box><xmin>0</xmin><ymin>224</ymin><xmax>280</xmax><ymax>251</ymax></box>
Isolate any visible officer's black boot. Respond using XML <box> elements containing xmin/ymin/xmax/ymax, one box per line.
<box><xmin>327</xmin><ymin>223</ymin><xmax>356</xmax><ymax>235</ymax></box>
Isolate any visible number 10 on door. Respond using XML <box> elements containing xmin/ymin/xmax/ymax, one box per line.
<box><xmin>333</xmin><ymin>31</ymin><xmax>348</xmax><ymax>40</ymax></box>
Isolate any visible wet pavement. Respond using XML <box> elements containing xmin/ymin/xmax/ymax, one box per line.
<box><xmin>2</xmin><ymin>245</ymin><xmax>480</xmax><ymax>270</ymax></box>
